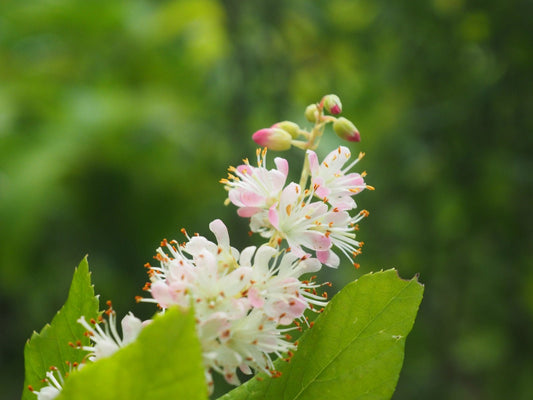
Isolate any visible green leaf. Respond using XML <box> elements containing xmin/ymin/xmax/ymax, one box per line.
<box><xmin>218</xmin><ymin>269</ymin><xmax>424</xmax><ymax>400</ymax></box>
<box><xmin>56</xmin><ymin>306</ymin><xmax>207</xmax><ymax>400</ymax></box>
<box><xmin>23</xmin><ymin>256</ymin><xmax>100</xmax><ymax>400</ymax></box>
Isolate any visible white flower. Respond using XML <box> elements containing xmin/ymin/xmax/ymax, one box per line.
<box><xmin>221</xmin><ymin>148</ymin><xmax>289</xmax><ymax>218</ymax></box>
<box><xmin>30</xmin><ymin>367</ymin><xmax>63</xmax><ymax>400</ymax></box>
<box><xmin>29</xmin><ymin>364</ymin><xmax>80</xmax><ymax>400</ymax></box>
<box><xmin>139</xmin><ymin>219</ymin><xmax>330</xmax><ymax>392</ymax></box>
<box><xmin>243</xmin><ymin>245</ymin><xmax>326</xmax><ymax>325</ymax></box>
<box><xmin>268</xmin><ymin>182</ymin><xmax>331</xmax><ymax>257</ymax></box>
<box><xmin>201</xmin><ymin>309</ymin><xmax>294</xmax><ymax>386</ymax></box>
<box><xmin>315</xmin><ymin>208</ymin><xmax>369</xmax><ymax>268</ymax></box>
<box><xmin>307</xmin><ymin>146</ymin><xmax>370</xmax><ymax>211</ymax></box>
<box><xmin>266</xmin><ymin>182</ymin><xmax>368</xmax><ymax>268</ymax></box>
<box><xmin>77</xmin><ymin>305</ymin><xmax>145</xmax><ymax>362</ymax></box>
<box><xmin>142</xmin><ymin>220</ymin><xmax>251</xmax><ymax>321</ymax></box>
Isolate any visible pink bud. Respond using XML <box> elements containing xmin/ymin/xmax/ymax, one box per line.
<box><xmin>333</xmin><ymin>117</ymin><xmax>361</xmax><ymax>142</ymax></box>
<box><xmin>252</xmin><ymin>128</ymin><xmax>292</xmax><ymax>151</ymax></box>
<box><xmin>322</xmin><ymin>94</ymin><xmax>342</xmax><ymax>115</ymax></box>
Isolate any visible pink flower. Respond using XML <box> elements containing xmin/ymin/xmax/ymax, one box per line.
<box><xmin>242</xmin><ymin>245</ymin><xmax>324</xmax><ymax>324</ymax></box>
<box><xmin>307</xmin><ymin>146</ymin><xmax>369</xmax><ymax>211</ymax></box>
<box><xmin>265</xmin><ymin>182</ymin><xmax>367</xmax><ymax>268</ymax></box>
<box><xmin>221</xmin><ymin>148</ymin><xmax>289</xmax><ymax>218</ymax></box>
<box><xmin>268</xmin><ymin>183</ymin><xmax>332</xmax><ymax>259</ymax></box>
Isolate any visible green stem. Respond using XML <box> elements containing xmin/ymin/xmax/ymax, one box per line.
<box><xmin>299</xmin><ymin>113</ymin><xmax>327</xmax><ymax>188</ymax></box>
<box><xmin>299</xmin><ymin>155</ymin><xmax>311</xmax><ymax>188</ymax></box>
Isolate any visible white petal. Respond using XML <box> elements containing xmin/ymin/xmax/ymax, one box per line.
<box><xmin>121</xmin><ymin>312</ymin><xmax>143</xmax><ymax>344</ymax></box>
<box><xmin>209</xmin><ymin>219</ymin><xmax>230</xmax><ymax>249</ymax></box>
<box><xmin>239</xmin><ymin>246</ymin><xmax>257</xmax><ymax>266</ymax></box>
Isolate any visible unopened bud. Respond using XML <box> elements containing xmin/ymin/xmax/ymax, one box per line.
<box><xmin>333</xmin><ymin>117</ymin><xmax>360</xmax><ymax>142</ymax></box>
<box><xmin>323</xmin><ymin>94</ymin><xmax>342</xmax><ymax>115</ymax></box>
<box><xmin>305</xmin><ymin>104</ymin><xmax>319</xmax><ymax>122</ymax></box>
<box><xmin>271</xmin><ymin>121</ymin><xmax>300</xmax><ymax>139</ymax></box>
<box><xmin>252</xmin><ymin>128</ymin><xmax>292</xmax><ymax>151</ymax></box>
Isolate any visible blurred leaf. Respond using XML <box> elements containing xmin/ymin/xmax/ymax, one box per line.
<box><xmin>56</xmin><ymin>306</ymin><xmax>207</xmax><ymax>400</ymax></box>
<box><xmin>22</xmin><ymin>256</ymin><xmax>99</xmax><ymax>400</ymax></box>
<box><xmin>218</xmin><ymin>269</ymin><xmax>424</xmax><ymax>400</ymax></box>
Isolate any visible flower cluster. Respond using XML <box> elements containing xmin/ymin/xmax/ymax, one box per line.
<box><xmin>29</xmin><ymin>94</ymin><xmax>371</xmax><ymax>398</ymax></box>
<box><xmin>138</xmin><ymin>219</ymin><xmax>327</xmax><ymax>391</ymax></box>
<box><xmin>221</xmin><ymin>146</ymin><xmax>371</xmax><ymax>268</ymax></box>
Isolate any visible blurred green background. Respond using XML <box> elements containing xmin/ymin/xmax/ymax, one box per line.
<box><xmin>1</xmin><ymin>0</ymin><xmax>532</xmax><ymax>398</ymax></box>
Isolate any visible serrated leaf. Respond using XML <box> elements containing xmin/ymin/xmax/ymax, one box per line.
<box><xmin>56</xmin><ymin>306</ymin><xmax>207</xmax><ymax>400</ymax></box>
<box><xmin>23</xmin><ymin>256</ymin><xmax>100</xmax><ymax>400</ymax></box>
<box><xmin>218</xmin><ymin>269</ymin><xmax>424</xmax><ymax>400</ymax></box>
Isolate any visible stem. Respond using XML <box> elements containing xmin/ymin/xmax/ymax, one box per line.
<box><xmin>298</xmin><ymin>110</ymin><xmax>327</xmax><ymax>188</ymax></box>
<box><xmin>299</xmin><ymin>155</ymin><xmax>310</xmax><ymax>188</ymax></box>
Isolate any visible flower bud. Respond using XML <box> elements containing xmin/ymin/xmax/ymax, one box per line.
<box><xmin>252</xmin><ymin>128</ymin><xmax>292</xmax><ymax>151</ymax></box>
<box><xmin>305</xmin><ymin>104</ymin><xmax>319</xmax><ymax>122</ymax></box>
<box><xmin>271</xmin><ymin>121</ymin><xmax>300</xmax><ymax>139</ymax></box>
<box><xmin>333</xmin><ymin>117</ymin><xmax>361</xmax><ymax>142</ymax></box>
<box><xmin>323</xmin><ymin>94</ymin><xmax>342</xmax><ymax>115</ymax></box>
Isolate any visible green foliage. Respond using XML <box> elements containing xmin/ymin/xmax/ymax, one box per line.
<box><xmin>219</xmin><ymin>269</ymin><xmax>423</xmax><ymax>400</ymax></box>
<box><xmin>56</xmin><ymin>307</ymin><xmax>207</xmax><ymax>400</ymax></box>
<box><xmin>2</xmin><ymin>0</ymin><xmax>531</xmax><ymax>398</ymax></box>
<box><xmin>22</xmin><ymin>257</ymin><xmax>99</xmax><ymax>400</ymax></box>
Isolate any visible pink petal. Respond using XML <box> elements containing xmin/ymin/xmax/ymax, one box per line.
<box><xmin>317</xmin><ymin>250</ymin><xmax>330</xmax><ymax>264</ymax></box>
<box><xmin>150</xmin><ymin>281</ymin><xmax>173</xmax><ymax>308</ymax></box>
<box><xmin>324</xmin><ymin>250</ymin><xmax>340</xmax><ymax>268</ymax></box>
<box><xmin>346</xmin><ymin>173</ymin><xmax>365</xmax><ymax>187</ymax></box>
<box><xmin>307</xmin><ymin>150</ymin><xmax>319</xmax><ymax>175</ymax></box>
<box><xmin>306</xmin><ymin>231</ymin><xmax>332</xmax><ymax>251</ymax></box>
<box><xmin>330</xmin><ymin>199</ymin><xmax>356</xmax><ymax>211</ymax></box>
<box><xmin>236</xmin><ymin>164</ymin><xmax>253</xmax><ymax>175</ymax></box>
<box><xmin>268</xmin><ymin>204</ymin><xmax>280</xmax><ymax>229</ymax></box>
<box><xmin>237</xmin><ymin>207</ymin><xmax>261</xmax><ymax>218</ymax></box>
<box><xmin>313</xmin><ymin>177</ymin><xmax>329</xmax><ymax>199</ymax></box>
<box><xmin>274</xmin><ymin>157</ymin><xmax>289</xmax><ymax>177</ymax></box>
<box><xmin>247</xmin><ymin>287</ymin><xmax>264</xmax><ymax>308</ymax></box>
<box><xmin>239</xmin><ymin>191</ymin><xmax>264</xmax><ymax>207</ymax></box>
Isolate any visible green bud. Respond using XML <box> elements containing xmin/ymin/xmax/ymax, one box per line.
<box><xmin>271</xmin><ymin>121</ymin><xmax>300</xmax><ymax>139</ymax></box>
<box><xmin>305</xmin><ymin>104</ymin><xmax>319</xmax><ymax>122</ymax></box>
